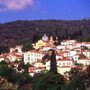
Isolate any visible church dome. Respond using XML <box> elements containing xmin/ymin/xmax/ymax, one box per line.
<box><xmin>42</xmin><ymin>34</ymin><xmax>49</xmax><ymax>42</ymax></box>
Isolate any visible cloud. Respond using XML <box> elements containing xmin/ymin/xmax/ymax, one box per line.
<box><xmin>0</xmin><ymin>0</ymin><xmax>34</xmax><ymax>11</ymax></box>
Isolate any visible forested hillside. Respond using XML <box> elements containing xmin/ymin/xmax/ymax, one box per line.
<box><xmin>0</xmin><ymin>19</ymin><xmax>90</xmax><ymax>48</ymax></box>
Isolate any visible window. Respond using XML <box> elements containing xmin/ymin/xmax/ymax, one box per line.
<box><xmin>35</xmin><ymin>58</ymin><xmax>37</xmax><ymax>61</ymax></box>
<box><xmin>69</xmin><ymin>62</ymin><xmax>71</xmax><ymax>65</ymax></box>
<box><xmin>39</xmin><ymin>54</ymin><xmax>41</xmax><ymax>58</ymax></box>
<box><xmin>35</xmin><ymin>54</ymin><xmax>38</xmax><ymax>57</ymax></box>
<box><xmin>31</xmin><ymin>53</ymin><xmax>33</xmax><ymax>56</ymax></box>
<box><xmin>28</xmin><ymin>54</ymin><xmax>30</xmax><ymax>56</ymax></box>
<box><xmin>28</xmin><ymin>57</ymin><xmax>30</xmax><ymax>60</ymax></box>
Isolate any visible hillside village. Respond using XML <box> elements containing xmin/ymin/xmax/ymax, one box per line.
<box><xmin>0</xmin><ymin>34</ymin><xmax>90</xmax><ymax>77</ymax></box>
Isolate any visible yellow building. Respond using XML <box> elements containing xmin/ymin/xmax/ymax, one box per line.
<box><xmin>33</xmin><ymin>34</ymin><xmax>57</xmax><ymax>50</ymax></box>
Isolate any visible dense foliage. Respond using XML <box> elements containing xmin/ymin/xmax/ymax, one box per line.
<box><xmin>32</xmin><ymin>71</ymin><xmax>65</xmax><ymax>90</ymax></box>
<box><xmin>0</xmin><ymin>46</ymin><xmax>9</xmax><ymax>54</ymax></box>
<box><xmin>21</xmin><ymin>39</ymin><xmax>33</xmax><ymax>52</ymax></box>
<box><xmin>0</xmin><ymin>60</ymin><xmax>90</xmax><ymax>90</ymax></box>
<box><xmin>0</xmin><ymin>61</ymin><xmax>32</xmax><ymax>89</ymax></box>
<box><xmin>0</xmin><ymin>19</ymin><xmax>90</xmax><ymax>48</ymax></box>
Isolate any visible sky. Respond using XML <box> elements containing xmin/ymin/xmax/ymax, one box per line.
<box><xmin>0</xmin><ymin>0</ymin><xmax>90</xmax><ymax>23</ymax></box>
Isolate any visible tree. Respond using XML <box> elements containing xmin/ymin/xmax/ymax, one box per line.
<box><xmin>22</xmin><ymin>42</ymin><xmax>33</xmax><ymax>52</ymax></box>
<box><xmin>86</xmin><ymin>65</ymin><xmax>90</xmax><ymax>75</ymax></box>
<box><xmin>25</xmin><ymin>62</ymin><xmax>32</xmax><ymax>73</ymax></box>
<box><xmin>0</xmin><ymin>61</ymin><xmax>16</xmax><ymax>83</ymax></box>
<box><xmin>49</xmin><ymin>49</ymin><xmax>57</xmax><ymax>74</ymax></box>
<box><xmin>65</xmin><ymin>28</ymin><xmax>69</xmax><ymax>39</ymax></box>
<box><xmin>78</xmin><ymin>30</ymin><xmax>82</xmax><ymax>36</ymax></box>
<box><xmin>32</xmin><ymin>33</ymin><xmax>41</xmax><ymax>43</ymax></box>
<box><xmin>42</xmin><ymin>49</ymin><xmax>57</xmax><ymax>74</ymax></box>
<box><xmin>69</xmin><ymin>77</ymin><xmax>86</xmax><ymax>90</ymax></box>
<box><xmin>86</xmin><ymin>36</ymin><xmax>90</xmax><ymax>42</ymax></box>
<box><xmin>79</xmin><ymin>54</ymin><xmax>87</xmax><ymax>59</ymax></box>
<box><xmin>69</xmin><ymin>68</ymin><xmax>86</xmax><ymax>90</ymax></box>
<box><xmin>0</xmin><ymin>46</ymin><xmax>10</xmax><ymax>54</ymax></box>
<box><xmin>0</xmin><ymin>61</ymin><xmax>33</xmax><ymax>89</ymax></box>
<box><xmin>86</xmin><ymin>65</ymin><xmax>90</xmax><ymax>87</ymax></box>
<box><xmin>32</xmin><ymin>71</ymin><xmax>65</xmax><ymax>90</ymax></box>
<box><xmin>81</xmin><ymin>46</ymin><xmax>88</xmax><ymax>50</ymax></box>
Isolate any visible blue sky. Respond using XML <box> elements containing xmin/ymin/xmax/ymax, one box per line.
<box><xmin>0</xmin><ymin>0</ymin><xmax>90</xmax><ymax>23</ymax></box>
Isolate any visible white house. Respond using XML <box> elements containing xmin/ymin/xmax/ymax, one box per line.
<box><xmin>46</xmin><ymin>57</ymin><xmax>73</xmax><ymax>74</ymax></box>
<box><xmin>57</xmin><ymin>58</ymin><xmax>73</xmax><ymax>67</ymax></box>
<box><xmin>6</xmin><ymin>53</ymin><xmax>23</xmax><ymax>62</ymax></box>
<box><xmin>42</xmin><ymin>46</ymin><xmax>51</xmax><ymax>51</ymax></box>
<box><xmin>10</xmin><ymin>45</ymin><xmax>23</xmax><ymax>53</ymax></box>
<box><xmin>28</xmin><ymin>61</ymin><xmax>46</xmax><ymax>76</ymax></box>
<box><xmin>82</xmin><ymin>42</ymin><xmax>90</xmax><ymax>49</ymax></box>
<box><xmin>66</xmin><ymin>44</ymin><xmax>75</xmax><ymax>50</ymax></box>
<box><xmin>72</xmin><ymin>54</ymin><xmax>79</xmax><ymax>61</ymax></box>
<box><xmin>33</xmin><ymin>61</ymin><xmax>46</xmax><ymax>73</ymax></box>
<box><xmin>77</xmin><ymin>58</ymin><xmax>90</xmax><ymax>65</ymax></box>
<box><xmin>24</xmin><ymin>50</ymin><xmax>45</xmax><ymax>64</ymax></box>
<box><xmin>68</xmin><ymin>50</ymin><xmax>77</xmax><ymax>57</ymax></box>
<box><xmin>56</xmin><ymin>45</ymin><xmax>66</xmax><ymax>50</ymax></box>
<box><xmin>75</xmin><ymin>42</ymin><xmax>83</xmax><ymax>48</ymax></box>
<box><xmin>61</xmin><ymin>40</ymin><xmax>76</xmax><ymax>46</ymax></box>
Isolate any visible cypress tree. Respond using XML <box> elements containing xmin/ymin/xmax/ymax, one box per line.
<box><xmin>42</xmin><ymin>49</ymin><xmax>57</xmax><ymax>74</ymax></box>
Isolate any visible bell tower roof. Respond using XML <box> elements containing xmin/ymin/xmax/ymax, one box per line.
<box><xmin>42</xmin><ymin>34</ymin><xmax>49</xmax><ymax>42</ymax></box>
